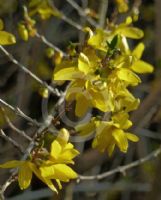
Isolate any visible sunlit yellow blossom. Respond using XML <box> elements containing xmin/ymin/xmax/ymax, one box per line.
<box><xmin>54</xmin><ymin>48</ymin><xmax>113</xmax><ymax>116</ymax></box>
<box><xmin>87</xmin><ymin>18</ymin><xmax>143</xmax><ymax>51</ymax></box>
<box><xmin>0</xmin><ymin>160</ymin><xmax>57</xmax><ymax>192</ymax></box>
<box><xmin>39</xmin><ymin>128</ymin><xmax>79</xmax><ymax>187</ymax></box>
<box><xmin>53</xmin><ymin>42</ymin><xmax>143</xmax><ymax>116</ymax></box>
<box><xmin>92</xmin><ymin>122</ymin><xmax>139</xmax><ymax>156</ymax></box>
<box><xmin>0</xmin><ymin>129</ymin><xmax>79</xmax><ymax>193</ymax></box>
<box><xmin>76</xmin><ymin>112</ymin><xmax>139</xmax><ymax>156</ymax></box>
<box><xmin>53</xmin><ymin>15</ymin><xmax>153</xmax><ymax>157</ymax></box>
<box><xmin>115</xmin><ymin>38</ymin><xmax>154</xmax><ymax>73</ymax></box>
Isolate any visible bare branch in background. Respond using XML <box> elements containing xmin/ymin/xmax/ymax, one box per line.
<box><xmin>0</xmin><ymin>129</ymin><xmax>24</xmax><ymax>153</ymax></box>
<box><xmin>0</xmin><ymin>98</ymin><xmax>40</xmax><ymax>127</ymax></box>
<box><xmin>66</xmin><ymin>0</ymin><xmax>98</xmax><ymax>27</ymax></box>
<box><xmin>0</xmin><ymin>107</ymin><xmax>32</xmax><ymax>141</ymax></box>
<box><xmin>78</xmin><ymin>145</ymin><xmax>161</xmax><ymax>181</ymax></box>
<box><xmin>0</xmin><ymin>46</ymin><xmax>61</xmax><ymax>97</ymax></box>
<box><xmin>99</xmin><ymin>0</ymin><xmax>108</xmax><ymax>28</ymax></box>
<box><xmin>35</xmin><ymin>32</ymin><xmax>67</xmax><ymax>57</ymax></box>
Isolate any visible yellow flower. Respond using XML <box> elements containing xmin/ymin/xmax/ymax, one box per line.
<box><xmin>92</xmin><ymin>121</ymin><xmax>139</xmax><ymax>156</ymax></box>
<box><xmin>106</xmin><ymin>41</ymin><xmax>153</xmax><ymax>86</ymax></box>
<box><xmin>54</xmin><ymin>45</ymin><xmax>142</xmax><ymax>116</ymax></box>
<box><xmin>130</xmin><ymin>42</ymin><xmax>154</xmax><ymax>73</ymax></box>
<box><xmin>54</xmin><ymin>48</ymin><xmax>112</xmax><ymax>116</ymax></box>
<box><xmin>0</xmin><ymin>19</ymin><xmax>16</xmax><ymax>45</ymax></box>
<box><xmin>93</xmin><ymin>112</ymin><xmax>139</xmax><ymax>156</ymax></box>
<box><xmin>111</xmin><ymin>17</ymin><xmax>144</xmax><ymax>39</ymax></box>
<box><xmin>53</xmin><ymin>18</ymin><xmax>153</xmax><ymax>118</ymax></box>
<box><xmin>39</xmin><ymin>129</ymin><xmax>79</xmax><ymax>184</ymax></box>
<box><xmin>116</xmin><ymin>38</ymin><xmax>154</xmax><ymax>73</ymax></box>
<box><xmin>116</xmin><ymin>0</ymin><xmax>129</xmax><ymax>13</ymax></box>
<box><xmin>0</xmin><ymin>160</ymin><xmax>58</xmax><ymax>192</ymax></box>
<box><xmin>0</xmin><ymin>129</ymin><xmax>79</xmax><ymax>193</ymax></box>
<box><xmin>76</xmin><ymin>112</ymin><xmax>139</xmax><ymax>156</ymax></box>
<box><xmin>87</xmin><ymin>17</ymin><xmax>143</xmax><ymax>50</ymax></box>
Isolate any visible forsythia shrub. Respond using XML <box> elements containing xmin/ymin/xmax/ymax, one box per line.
<box><xmin>0</xmin><ymin>0</ymin><xmax>154</xmax><ymax>194</ymax></box>
<box><xmin>54</xmin><ymin>17</ymin><xmax>153</xmax><ymax>155</ymax></box>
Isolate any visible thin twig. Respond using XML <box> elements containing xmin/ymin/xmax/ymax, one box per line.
<box><xmin>0</xmin><ymin>174</ymin><xmax>16</xmax><ymax>200</ymax></box>
<box><xmin>78</xmin><ymin>145</ymin><xmax>161</xmax><ymax>181</ymax></box>
<box><xmin>0</xmin><ymin>129</ymin><xmax>24</xmax><ymax>154</ymax></box>
<box><xmin>48</xmin><ymin>1</ymin><xmax>83</xmax><ymax>31</ymax></box>
<box><xmin>99</xmin><ymin>0</ymin><xmax>108</xmax><ymax>28</ymax></box>
<box><xmin>0</xmin><ymin>98</ymin><xmax>40</xmax><ymax>127</ymax></box>
<box><xmin>35</xmin><ymin>32</ymin><xmax>68</xmax><ymax>57</ymax></box>
<box><xmin>1</xmin><ymin>107</ymin><xmax>32</xmax><ymax>141</ymax></box>
<box><xmin>0</xmin><ymin>46</ymin><xmax>61</xmax><ymax>97</ymax></box>
<box><xmin>66</xmin><ymin>0</ymin><xmax>98</xmax><ymax>27</ymax></box>
<box><xmin>61</xmin><ymin>14</ymin><xmax>83</xmax><ymax>31</ymax></box>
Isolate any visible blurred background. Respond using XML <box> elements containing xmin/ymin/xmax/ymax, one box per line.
<box><xmin>1</xmin><ymin>0</ymin><xmax>161</xmax><ymax>199</ymax></box>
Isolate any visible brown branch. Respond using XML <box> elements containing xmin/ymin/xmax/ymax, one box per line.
<box><xmin>35</xmin><ymin>32</ymin><xmax>67</xmax><ymax>57</ymax></box>
<box><xmin>0</xmin><ymin>98</ymin><xmax>40</xmax><ymax>127</ymax></box>
<box><xmin>0</xmin><ymin>173</ymin><xmax>16</xmax><ymax>200</ymax></box>
<box><xmin>0</xmin><ymin>46</ymin><xmax>61</xmax><ymax>97</ymax></box>
<box><xmin>61</xmin><ymin>14</ymin><xmax>83</xmax><ymax>31</ymax></box>
<box><xmin>78</xmin><ymin>145</ymin><xmax>161</xmax><ymax>181</ymax></box>
<box><xmin>0</xmin><ymin>107</ymin><xmax>32</xmax><ymax>141</ymax></box>
<box><xmin>66</xmin><ymin>0</ymin><xmax>98</xmax><ymax>27</ymax></box>
<box><xmin>98</xmin><ymin>0</ymin><xmax>108</xmax><ymax>28</ymax></box>
<box><xmin>0</xmin><ymin>129</ymin><xmax>24</xmax><ymax>154</ymax></box>
<box><xmin>48</xmin><ymin>1</ymin><xmax>83</xmax><ymax>31</ymax></box>
<box><xmin>131</xmin><ymin>79</ymin><xmax>161</xmax><ymax>127</ymax></box>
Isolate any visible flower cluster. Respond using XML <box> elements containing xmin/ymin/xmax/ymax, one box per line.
<box><xmin>0</xmin><ymin>129</ymin><xmax>79</xmax><ymax>193</ymax></box>
<box><xmin>76</xmin><ymin>112</ymin><xmax>139</xmax><ymax>156</ymax></box>
<box><xmin>0</xmin><ymin>2</ymin><xmax>154</xmax><ymax>194</ymax></box>
<box><xmin>53</xmin><ymin>17</ymin><xmax>153</xmax><ymax>155</ymax></box>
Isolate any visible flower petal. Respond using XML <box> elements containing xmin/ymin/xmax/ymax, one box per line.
<box><xmin>40</xmin><ymin>164</ymin><xmax>78</xmax><ymax>181</ymax></box>
<box><xmin>107</xmin><ymin>142</ymin><xmax>116</xmax><ymax>156</ymax></box>
<box><xmin>75</xmin><ymin>92</ymin><xmax>90</xmax><ymax>117</ymax></box>
<box><xmin>126</xmin><ymin>133</ymin><xmax>139</xmax><ymax>142</ymax></box>
<box><xmin>117</xmin><ymin>27</ymin><xmax>144</xmax><ymax>39</ymax></box>
<box><xmin>56</xmin><ymin>179</ymin><xmax>62</xmax><ymax>190</ymax></box>
<box><xmin>18</xmin><ymin>162</ymin><xmax>32</xmax><ymax>190</ymax></box>
<box><xmin>90</xmin><ymin>88</ymin><xmax>110</xmax><ymax>112</ymax></box>
<box><xmin>0</xmin><ymin>160</ymin><xmax>24</xmax><ymax>168</ymax></box>
<box><xmin>50</xmin><ymin>140</ymin><xmax>62</xmax><ymax>159</ymax></box>
<box><xmin>76</xmin><ymin>121</ymin><xmax>95</xmax><ymax>136</ymax></box>
<box><xmin>131</xmin><ymin>60</ymin><xmax>154</xmax><ymax>74</ymax></box>
<box><xmin>117</xmin><ymin>68</ymin><xmax>141</xmax><ymax>86</ymax></box>
<box><xmin>112</xmin><ymin>129</ymin><xmax>128</xmax><ymax>153</ymax></box>
<box><xmin>29</xmin><ymin>162</ymin><xmax>58</xmax><ymax>193</ymax></box>
<box><xmin>132</xmin><ymin>43</ymin><xmax>145</xmax><ymax>59</ymax></box>
<box><xmin>112</xmin><ymin>112</ymin><xmax>132</xmax><ymax>129</ymax></box>
<box><xmin>60</xmin><ymin>149</ymin><xmax>80</xmax><ymax>162</ymax></box>
<box><xmin>78</xmin><ymin>53</ymin><xmax>91</xmax><ymax>74</ymax></box>
<box><xmin>57</xmin><ymin>128</ymin><xmax>70</xmax><ymax>146</ymax></box>
<box><xmin>88</xmin><ymin>29</ymin><xmax>106</xmax><ymax>50</ymax></box>
<box><xmin>54</xmin><ymin>67</ymin><xmax>83</xmax><ymax>80</ymax></box>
